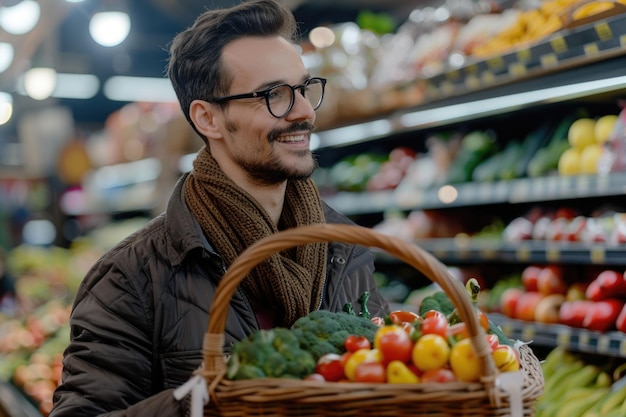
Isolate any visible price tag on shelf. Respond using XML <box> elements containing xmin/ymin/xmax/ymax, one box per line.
<box><xmin>517</xmin><ymin>245</ymin><xmax>531</xmax><ymax>262</ymax></box>
<box><xmin>522</xmin><ymin>325</ymin><xmax>535</xmax><ymax>341</ymax></box>
<box><xmin>594</xmin><ymin>22</ymin><xmax>613</xmax><ymax>41</ymax></box>
<box><xmin>540</xmin><ymin>53</ymin><xmax>559</xmax><ymax>69</ymax></box>
<box><xmin>486</xmin><ymin>56</ymin><xmax>505</xmax><ymax>71</ymax></box>
<box><xmin>556</xmin><ymin>330</ymin><xmax>571</xmax><ymax>346</ymax></box>
<box><xmin>597</xmin><ymin>335</ymin><xmax>610</xmax><ymax>354</ymax></box>
<box><xmin>500</xmin><ymin>322</ymin><xmax>514</xmax><ymax>337</ymax></box>
<box><xmin>465</xmin><ymin>63</ymin><xmax>478</xmax><ymax>74</ymax></box>
<box><xmin>579</xmin><ymin>331</ymin><xmax>590</xmax><ymax>349</ymax></box>
<box><xmin>465</xmin><ymin>74</ymin><xmax>481</xmax><ymax>90</ymax></box>
<box><xmin>546</xmin><ymin>247</ymin><xmax>560</xmax><ymax>263</ymax></box>
<box><xmin>550</xmin><ymin>36</ymin><xmax>568</xmax><ymax>54</ymax></box>
<box><xmin>621</xmin><ymin>339</ymin><xmax>626</xmax><ymax>357</ymax></box>
<box><xmin>441</xmin><ymin>81</ymin><xmax>455</xmax><ymax>96</ymax></box>
<box><xmin>479</xmin><ymin>246</ymin><xmax>497</xmax><ymax>259</ymax></box>
<box><xmin>446</xmin><ymin>69</ymin><xmax>460</xmax><ymax>81</ymax></box>
<box><xmin>516</xmin><ymin>49</ymin><xmax>531</xmax><ymax>62</ymax></box>
<box><xmin>584</xmin><ymin>43</ymin><xmax>600</xmax><ymax>57</ymax></box>
<box><xmin>481</xmin><ymin>71</ymin><xmax>496</xmax><ymax>85</ymax></box>
<box><xmin>590</xmin><ymin>246</ymin><xmax>606</xmax><ymax>264</ymax></box>
<box><xmin>621</xmin><ymin>34</ymin><xmax>626</xmax><ymax>47</ymax></box>
<box><xmin>508</xmin><ymin>62</ymin><xmax>527</xmax><ymax>77</ymax></box>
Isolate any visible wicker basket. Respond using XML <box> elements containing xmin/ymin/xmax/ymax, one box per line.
<box><xmin>199</xmin><ymin>224</ymin><xmax>544</xmax><ymax>416</ymax></box>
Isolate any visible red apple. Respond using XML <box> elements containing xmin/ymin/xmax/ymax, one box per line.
<box><xmin>499</xmin><ymin>287</ymin><xmax>524</xmax><ymax>318</ymax></box>
<box><xmin>559</xmin><ymin>300</ymin><xmax>593</xmax><ymax>328</ymax></box>
<box><xmin>515</xmin><ymin>292</ymin><xmax>543</xmax><ymax>321</ymax></box>
<box><xmin>537</xmin><ymin>266</ymin><xmax>568</xmax><ymax>296</ymax></box>
<box><xmin>521</xmin><ymin>265</ymin><xmax>542</xmax><ymax>292</ymax></box>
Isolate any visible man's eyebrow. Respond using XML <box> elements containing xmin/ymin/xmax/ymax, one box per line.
<box><xmin>255</xmin><ymin>74</ymin><xmax>312</xmax><ymax>90</ymax></box>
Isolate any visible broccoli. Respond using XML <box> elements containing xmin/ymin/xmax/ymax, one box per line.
<box><xmin>227</xmin><ymin>328</ymin><xmax>316</xmax><ymax>380</ymax></box>
<box><xmin>418</xmin><ymin>291</ymin><xmax>455</xmax><ymax>317</ymax></box>
<box><xmin>290</xmin><ymin>310</ymin><xmax>379</xmax><ymax>361</ymax></box>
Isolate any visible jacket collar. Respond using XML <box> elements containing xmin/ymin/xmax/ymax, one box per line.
<box><xmin>164</xmin><ymin>173</ymin><xmax>217</xmax><ymax>266</ymax></box>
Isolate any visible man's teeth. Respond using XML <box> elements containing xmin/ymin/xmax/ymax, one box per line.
<box><xmin>278</xmin><ymin>134</ymin><xmax>305</xmax><ymax>142</ymax></box>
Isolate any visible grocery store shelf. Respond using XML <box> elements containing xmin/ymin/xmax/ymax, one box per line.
<box><xmin>490</xmin><ymin>313</ymin><xmax>626</xmax><ymax>359</ymax></box>
<box><xmin>311</xmin><ymin>13</ymin><xmax>626</xmax><ymax>151</ymax></box>
<box><xmin>324</xmin><ymin>171</ymin><xmax>626</xmax><ymax>213</ymax></box>
<box><xmin>374</xmin><ymin>238</ymin><xmax>626</xmax><ymax>265</ymax></box>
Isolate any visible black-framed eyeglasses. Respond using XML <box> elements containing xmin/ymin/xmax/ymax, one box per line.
<box><xmin>209</xmin><ymin>77</ymin><xmax>327</xmax><ymax>118</ymax></box>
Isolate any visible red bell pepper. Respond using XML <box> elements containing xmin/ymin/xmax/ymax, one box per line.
<box><xmin>582</xmin><ymin>299</ymin><xmax>624</xmax><ymax>332</ymax></box>
<box><xmin>585</xmin><ymin>270</ymin><xmax>626</xmax><ymax>301</ymax></box>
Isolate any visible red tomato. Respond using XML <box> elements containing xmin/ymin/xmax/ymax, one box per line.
<box><xmin>354</xmin><ymin>361</ymin><xmax>386</xmax><ymax>383</ymax></box>
<box><xmin>389</xmin><ymin>310</ymin><xmax>421</xmax><ymax>325</ymax></box>
<box><xmin>420</xmin><ymin>368</ymin><xmax>458</xmax><ymax>383</ymax></box>
<box><xmin>315</xmin><ymin>353</ymin><xmax>345</xmax><ymax>382</ymax></box>
<box><xmin>421</xmin><ymin>310</ymin><xmax>449</xmax><ymax>338</ymax></box>
<box><xmin>377</xmin><ymin>328</ymin><xmax>413</xmax><ymax>363</ymax></box>
<box><xmin>344</xmin><ymin>335</ymin><xmax>371</xmax><ymax>352</ymax></box>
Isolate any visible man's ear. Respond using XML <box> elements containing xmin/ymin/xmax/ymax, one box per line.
<box><xmin>189</xmin><ymin>100</ymin><xmax>222</xmax><ymax>139</ymax></box>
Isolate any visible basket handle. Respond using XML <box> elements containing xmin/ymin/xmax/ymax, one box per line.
<box><xmin>203</xmin><ymin>223</ymin><xmax>496</xmax><ymax>382</ymax></box>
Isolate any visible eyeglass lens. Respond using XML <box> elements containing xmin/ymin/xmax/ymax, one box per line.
<box><xmin>267</xmin><ymin>79</ymin><xmax>324</xmax><ymax>117</ymax></box>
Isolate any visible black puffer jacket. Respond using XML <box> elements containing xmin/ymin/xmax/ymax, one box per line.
<box><xmin>50</xmin><ymin>175</ymin><xmax>389</xmax><ymax>417</ymax></box>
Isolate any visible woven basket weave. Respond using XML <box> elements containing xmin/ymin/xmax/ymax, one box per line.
<box><xmin>200</xmin><ymin>224</ymin><xmax>544</xmax><ymax>416</ymax></box>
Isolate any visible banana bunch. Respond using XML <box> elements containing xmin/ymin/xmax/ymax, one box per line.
<box><xmin>537</xmin><ymin>347</ymin><xmax>626</xmax><ymax>417</ymax></box>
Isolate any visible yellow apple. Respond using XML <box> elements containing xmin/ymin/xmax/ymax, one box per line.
<box><xmin>568</xmin><ymin>118</ymin><xmax>596</xmax><ymax>148</ymax></box>
<box><xmin>594</xmin><ymin>115</ymin><xmax>618</xmax><ymax>143</ymax></box>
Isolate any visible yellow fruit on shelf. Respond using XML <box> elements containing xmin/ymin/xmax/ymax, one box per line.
<box><xmin>568</xmin><ymin>118</ymin><xmax>596</xmax><ymax>148</ymax></box>
<box><xmin>572</xmin><ymin>1</ymin><xmax>615</xmax><ymax>20</ymax></box>
<box><xmin>558</xmin><ymin>147</ymin><xmax>582</xmax><ymax>175</ymax></box>
<box><xmin>579</xmin><ymin>143</ymin><xmax>604</xmax><ymax>174</ymax></box>
<box><xmin>594</xmin><ymin>114</ymin><xmax>618</xmax><ymax>143</ymax></box>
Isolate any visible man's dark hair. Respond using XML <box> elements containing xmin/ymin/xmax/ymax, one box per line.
<box><xmin>166</xmin><ymin>0</ymin><xmax>299</xmax><ymax>139</ymax></box>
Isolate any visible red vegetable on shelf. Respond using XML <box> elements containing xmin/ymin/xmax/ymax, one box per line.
<box><xmin>582</xmin><ymin>299</ymin><xmax>625</xmax><ymax>332</ymax></box>
<box><xmin>585</xmin><ymin>270</ymin><xmax>626</xmax><ymax>301</ymax></box>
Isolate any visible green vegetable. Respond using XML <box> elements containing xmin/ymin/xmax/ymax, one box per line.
<box><xmin>291</xmin><ymin>310</ymin><xmax>379</xmax><ymax>361</ymax></box>
<box><xmin>227</xmin><ymin>327</ymin><xmax>315</xmax><ymax>380</ymax></box>
<box><xmin>418</xmin><ymin>291</ymin><xmax>455</xmax><ymax>317</ymax></box>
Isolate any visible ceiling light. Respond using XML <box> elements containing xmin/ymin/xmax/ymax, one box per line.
<box><xmin>0</xmin><ymin>0</ymin><xmax>41</xmax><ymax>35</ymax></box>
<box><xmin>89</xmin><ymin>11</ymin><xmax>131</xmax><ymax>47</ymax></box>
<box><xmin>0</xmin><ymin>42</ymin><xmax>14</xmax><ymax>74</ymax></box>
<box><xmin>23</xmin><ymin>67</ymin><xmax>57</xmax><ymax>100</ymax></box>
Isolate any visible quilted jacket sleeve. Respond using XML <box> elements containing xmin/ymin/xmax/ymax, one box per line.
<box><xmin>49</xmin><ymin>260</ymin><xmax>186</xmax><ymax>417</ymax></box>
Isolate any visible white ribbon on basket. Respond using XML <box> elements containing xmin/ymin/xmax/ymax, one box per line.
<box><xmin>495</xmin><ymin>340</ymin><xmax>531</xmax><ymax>417</ymax></box>
<box><xmin>173</xmin><ymin>374</ymin><xmax>209</xmax><ymax>417</ymax></box>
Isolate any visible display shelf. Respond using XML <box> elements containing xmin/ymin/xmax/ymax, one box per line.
<box><xmin>490</xmin><ymin>313</ymin><xmax>626</xmax><ymax>359</ymax></box>
<box><xmin>324</xmin><ymin>171</ymin><xmax>626</xmax><ymax>214</ymax></box>
<box><xmin>375</xmin><ymin>239</ymin><xmax>626</xmax><ymax>265</ymax></box>
<box><xmin>424</xmin><ymin>12</ymin><xmax>626</xmax><ymax>102</ymax></box>
<box><xmin>312</xmin><ymin>13</ymin><xmax>626</xmax><ymax>152</ymax></box>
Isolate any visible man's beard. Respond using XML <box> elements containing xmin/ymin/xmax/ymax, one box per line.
<box><xmin>226</xmin><ymin>120</ymin><xmax>318</xmax><ymax>186</ymax></box>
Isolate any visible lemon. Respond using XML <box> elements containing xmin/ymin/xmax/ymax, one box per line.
<box><xmin>579</xmin><ymin>143</ymin><xmax>604</xmax><ymax>174</ymax></box>
<box><xmin>558</xmin><ymin>147</ymin><xmax>581</xmax><ymax>176</ymax></box>
<box><xmin>568</xmin><ymin>118</ymin><xmax>596</xmax><ymax>148</ymax></box>
<box><xmin>594</xmin><ymin>115</ymin><xmax>618</xmax><ymax>143</ymax></box>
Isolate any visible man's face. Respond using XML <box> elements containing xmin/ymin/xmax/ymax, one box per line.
<box><xmin>215</xmin><ymin>35</ymin><xmax>318</xmax><ymax>185</ymax></box>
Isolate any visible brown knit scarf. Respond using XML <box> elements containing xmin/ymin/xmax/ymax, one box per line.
<box><xmin>183</xmin><ymin>146</ymin><xmax>328</xmax><ymax>327</ymax></box>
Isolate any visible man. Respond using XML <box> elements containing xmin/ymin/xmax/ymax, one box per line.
<box><xmin>50</xmin><ymin>0</ymin><xmax>388</xmax><ymax>416</ymax></box>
